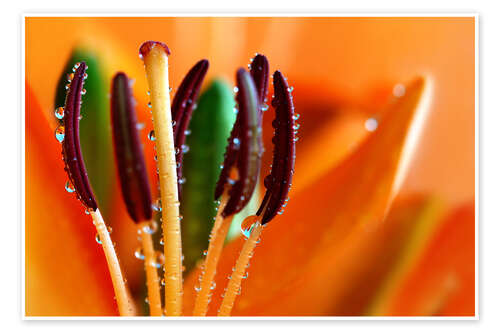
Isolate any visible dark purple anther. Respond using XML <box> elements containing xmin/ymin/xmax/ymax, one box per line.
<box><xmin>256</xmin><ymin>71</ymin><xmax>296</xmax><ymax>225</ymax></box>
<box><xmin>111</xmin><ymin>72</ymin><xmax>152</xmax><ymax>223</ymax></box>
<box><xmin>171</xmin><ymin>59</ymin><xmax>209</xmax><ymax>195</ymax></box>
<box><xmin>61</xmin><ymin>62</ymin><xmax>98</xmax><ymax>211</ymax></box>
<box><xmin>215</xmin><ymin>68</ymin><xmax>262</xmax><ymax>217</ymax></box>
<box><xmin>213</xmin><ymin>55</ymin><xmax>269</xmax><ymax>203</ymax></box>
<box><xmin>249</xmin><ymin>54</ymin><xmax>269</xmax><ymax>105</ymax></box>
<box><xmin>139</xmin><ymin>41</ymin><xmax>171</xmax><ymax>58</ymax></box>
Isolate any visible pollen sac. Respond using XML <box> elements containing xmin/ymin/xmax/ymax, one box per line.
<box><xmin>215</xmin><ymin>68</ymin><xmax>262</xmax><ymax>217</ymax></box>
<box><xmin>61</xmin><ymin>62</ymin><xmax>98</xmax><ymax>211</ymax></box>
<box><xmin>249</xmin><ymin>54</ymin><xmax>270</xmax><ymax>106</ymax></box>
<box><xmin>139</xmin><ymin>40</ymin><xmax>171</xmax><ymax>58</ymax></box>
<box><xmin>256</xmin><ymin>70</ymin><xmax>296</xmax><ymax>225</ymax></box>
<box><xmin>111</xmin><ymin>72</ymin><xmax>152</xmax><ymax>223</ymax></box>
<box><xmin>171</xmin><ymin>59</ymin><xmax>209</xmax><ymax>196</ymax></box>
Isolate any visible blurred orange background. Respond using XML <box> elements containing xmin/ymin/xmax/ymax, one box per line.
<box><xmin>25</xmin><ymin>16</ymin><xmax>475</xmax><ymax>206</ymax></box>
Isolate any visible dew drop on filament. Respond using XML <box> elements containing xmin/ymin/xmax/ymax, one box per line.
<box><xmin>240</xmin><ymin>215</ymin><xmax>260</xmax><ymax>239</ymax></box>
<box><xmin>134</xmin><ymin>247</ymin><xmax>145</xmax><ymax>260</ymax></box>
<box><xmin>148</xmin><ymin>130</ymin><xmax>156</xmax><ymax>141</ymax></box>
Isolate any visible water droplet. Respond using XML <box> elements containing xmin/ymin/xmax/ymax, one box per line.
<box><xmin>175</xmin><ymin>147</ymin><xmax>180</xmax><ymax>155</ymax></box>
<box><xmin>293</xmin><ymin>124</ymin><xmax>300</xmax><ymax>130</ymax></box>
<box><xmin>233</xmin><ymin>87</ymin><xmax>239</xmax><ymax>93</ymax></box>
<box><xmin>172</xmin><ymin>120</ymin><xmax>176</xmax><ymax>127</ymax></box>
<box><xmin>178</xmin><ymin>177</ymin><xmax>186</xmax><ymax>185</ymax></box>
<box><xmin>152</xmin><ymin>198</ymin><xmax>162</xmax><ymax>212</ymax></box>
<box><xmin>288</xmin><ymin>86</ymin><xmax>294</xmax><ymax>92</ymax></box>
<box><xmin>134</xmin><ymin>247</ymin><xmax>145</xmax><ymax>260</ymax></box>
<box><xmin>176</xmin><ymin>162</ymin><xmax>181</xmax><ymax>168</ymax></box>
<box><xmin>232</xmin><ymin>137</ymin><xmax>241</xmax><ymax>149</ymax></box>
<box><xmin>81</xmin><ymin>88</ymin><xmax>87</xmax><ymax>95</ymax></box>
<box><xmin>181</xmin><ymin>144</ymin><xmax>190</xmax><ymax>154</ymax></box>
<box><xmin>143</xmin><ymin>220</ymin><xmax>158</xmax><ymax>234</ymax></box>
<box><xmin>54</xmin><ymin>107</ymin><xmax>64</xmax><ymax>119</ymax></box>
<box><xmin>151</xmin><ymin>251</ymin><xmax>164</xmax><ymax>268</ymax></box>
<box><xmin>240</xmin><ymin>216</ymin><xmax>259</xmax><ymax>239</ymax></box>
<box><xmin>242</xmin><ymin>272</ymin><xmax>248</xmax><ymax>279</ymax></box>
<box><xmin>136</xmin><ymin>122</ymin><xmax>145</xmax><ymax>130</ymax></box>
<box><xmin>147</xmin><ymin>90</ymin><xmax>151</xmax><ymax>95</ymax></box>
<box><xmin>233</xmin><ymin>107</ymin><xmax>238</xmax><ymax>115</ymax></box>
<box><xmin>55</xmin><ymin>126</ymin><xmax>65</xmax><ymax>143</ymax></box>
<box><xmin>194</xmin><ymin>285</ymin><xmax>201</xmax><ymax>292</ymax></box>
<box><xmin>293</xmin><ymin>114</ymin><xmax>300</xmax><ymax>121</ymax></box>
<box><xmin>148</xmin><ymin>130</ymin><xmax>156</xmax><ymax>141</ymax></box>
<box><xmin>364</xmin><ymin>118</ymin><xmax>378</xmax><ymax>132</ymax></box>
<box><xmin>161</xmin><ymin>278</ymin><xmax>165</xmax><ymax>286</ymax></box>
<box><xmin>65</xmin><ymin>181</ymin><xmax>75</xmax><ymax>193</ymax></box>
<box><xmin>393</xmin><ymin>83</ymin><xmax>406</xmax><ymax>97</ymax></box>
<box><xmin>261</xmin><ymin>104</ymin><xmax>269</xmax><ymax>112</ymax></box>
<box><xmin>147</xmin><ymin>102</ymin><xmax>152</xmax><ymax>108</ymax></box>
<box><xmin>184</xmin><ymin>129</ymin><xmax>191</xmax><ymax>136</ymax></box>
<box><xmin>95</xmin><ymin>233</ymin><xmax>102</xmax><ymax>244</ymax></box>
<box><xmin>210</xmin><ymin>282</ymin><xmax>216</xmax><ymax>290</ymax></box>
<box><xmin>203</xmin><ymin>250</ymin><xmax>208</xmax><ymax>256</ymax></box>
<box><xmin>159</xmin><ymin>238</ymin><xmax>164</xmax><ymax>245</ymax></box>
<box><xmin>293</xmin><ymin>137</ymin><xmax>299</xmax><ymax>142</ymax></box>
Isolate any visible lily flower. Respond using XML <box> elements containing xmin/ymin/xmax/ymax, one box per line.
<box><xmin>25</xmin><ymin>17</ymin><xmax>475</xmax><ymax>317</ymax></box>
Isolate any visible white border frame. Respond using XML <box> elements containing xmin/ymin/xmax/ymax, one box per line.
<box><xmin>20</xmin><ymin>13</ymin><xmax>479</xmax><ymax>321</ymax></box>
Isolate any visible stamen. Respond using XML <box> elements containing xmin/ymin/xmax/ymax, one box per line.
<box><xmin>256</xmin><ymin>70</ymin><xmax>296</xmax><ymax>224</ymax></box>
<box><xmin>171</xmin><ymin>59</ymin><xmax>209</xmax><ymax>196</ymax></box>
<box><xmin>60</xmin><ymin>62</ymin><xmax>134</xmax><ymax>316</ymax></box>
<box><xmin>249</xmin><ymin>54</ymin><xmax>270</xmax><ymax>105</ymax></box>
<box><xmin>111</xmin><ymin>72</ymin><xmax>161</xmax><ymax>316</ymax></box>
<box><xmin>140</xmin><ymin>41</ymin><xmax>183</xmax><ymax>316</ymax></box>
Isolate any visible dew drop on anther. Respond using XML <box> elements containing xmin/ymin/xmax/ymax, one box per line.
<box><xmin>55</xmin><ymin>126</ymin><xmax>65</xmax><ymax>143</ymax></box>
<box><xmin>65</xmin><ymin>181</ymin><xmax>75</xmax><ymax>193</ymax></box>
<box><xmin>54</xmin><ymin>107</ymin><xmax>65</xmax><ymax>120</ymax></box>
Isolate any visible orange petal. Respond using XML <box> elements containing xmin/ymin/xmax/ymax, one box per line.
<box><xmin>369</xmin><ymin>201</ymin><xmax>475</xmax><ymax>316</ymax></box>
<box><xmin>183</xmin><ymin>76</ymin><xmax>432</xmax><ymax>315</ymax></box>
<box><xmin>25</xmin><ymin>82</ymin><xmax>118</xmax><ymax>316</ymax></box>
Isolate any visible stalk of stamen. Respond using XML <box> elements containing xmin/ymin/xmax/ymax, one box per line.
<box><xmin>218</xmin><ymin>216</ymin><xmax>263</xmax><ymax>316</ymax></box>
<box><xmin>138</xmin><ymin>221</ymin><xmax>163</xmax><ymax>316</ymax></box>
<box><xmin>192</xmin><ymin>190</ymin><xmax>233</xmax><ymax>316</ymax></box>
<box><xmin>91</xmin><ymin>210</ymin><xmax>135</xmax><ymax>316</ymax></box>
<box><xmin>140</xmin><ymin>41</ymin><xmax>183</xmax><ymax>316</ymax></box>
